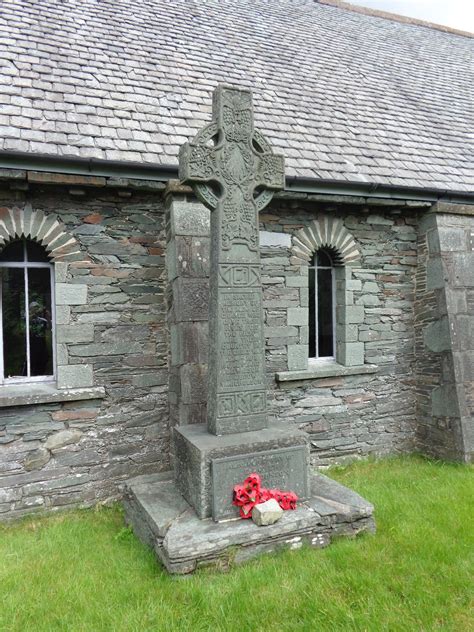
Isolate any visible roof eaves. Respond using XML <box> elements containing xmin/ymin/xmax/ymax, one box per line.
<box><xmin>1</xmin><ymin>151</ymin><xmax>474</xmax><ymax>205</ymax></box>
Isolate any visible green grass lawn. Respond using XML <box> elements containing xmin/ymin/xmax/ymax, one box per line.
<box><xmin>0</xmin><ymin>456</ymin><xmax>472</xmax><ymax>632</ymax></box>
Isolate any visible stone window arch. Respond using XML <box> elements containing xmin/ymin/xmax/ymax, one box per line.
<box><xmin>286</xmin><ymin>217</ymin><xmax>364</xmax><ymax>372</ymax></box>
<box><xmin>0</xmin><ymin>206</ymin><xmax>83</xmax><ymax>262</ymax></box>
<box><xmin>0</xmin><ymin>206</ymin><xmax>97</xmax><ymax>395</ymax></box>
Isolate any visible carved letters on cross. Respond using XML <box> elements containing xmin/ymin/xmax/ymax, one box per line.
<box><xmin>179</xmin><ymin>86</ymin><xmax>285</xmax><ymax>252</ymax></box>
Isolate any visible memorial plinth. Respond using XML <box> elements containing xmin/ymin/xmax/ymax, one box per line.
<box><xmin>174</xmin><ymin>423</ymin><xmax>309</xmax><ymax>520</ymax></box>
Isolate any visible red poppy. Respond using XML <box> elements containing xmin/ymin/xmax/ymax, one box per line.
<box><xmin>232</xmin><ymin>473</ymin><xmax>299</xmax><ymax>519</ymax></box>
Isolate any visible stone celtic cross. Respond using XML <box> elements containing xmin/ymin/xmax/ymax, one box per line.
<box><xmin>179</xmin><ymin>85</ymin><xmax>285</xmax><ymax>435</ymax></box>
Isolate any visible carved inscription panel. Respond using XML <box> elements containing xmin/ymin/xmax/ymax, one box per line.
<box><xmin>217</xmin><ymin>290</ymin><xmax>264</xmax><ymax>391</ymax></box>
<box><xmin>211</xmin><ymin>446</ymin><xmax>309</xmax><ymax>520</ymax></box>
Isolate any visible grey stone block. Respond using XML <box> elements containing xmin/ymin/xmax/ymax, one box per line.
<box><xmin>56</xmin><ymin>283</ymin><xmax>87</xmax><ymax>305</ymax></box>
<box><xmin>265</xmin><ymin>326</ymin><xmax>298</xmax><ymax>339</ymax></box>
<box><xmin>423</xmin><ymin>316</ymin><xmax>451</xmax><ymax>352</ymax></box>
<box><xmin>431</xmin><ymin>385</ymin><xmax>460</xmax><ymax>418</ymax></box>
<box><xmin>170</xmin><ymin>201</ymin><xmax>210</xmax><ymax>237</ymax></box>
<box><xmin>54</xmin><ymin>262</ymin><xmax>68</xmax><ymax>283</ymax></box>
<box><xmin>453</xmin><ymin>253</ymin><xmax>474</xmax><ymax>287</ymax></box>
<box><xmin>178</xmin><ymin>402</ymin><xmax>207</xmax><ymax>426</ymax></box>
<box><xmin>68</xmin><ymin>342</ymin><xmax>142</xmax><ymax>356</ymax></box>
<box><xmin>287</xmin><ymin>307</ymin><xmax>307</xmax><ymax>326</ymax></box>
<box><xmin>180</xmin><ymin>364</ymin><xmax>208</xmax><ymax>404</ymax></box>
<box><xmin>454</xmin><ymin>316</ymin><xmax>473</xmax><ymax>349</ymax></box>
<box><xmin>426</xmin><ymin>258</ymin><xmax>446</xmax><ymax>290</ymax></box>
<box><xmin>336</xmin><ymin>289</ymin><xmax>353</xmax><ymax>306</ymax></box>
<box><xmin>336</xmin><ymin>323</ymin><xmax>358</xmax><ymax>342</ymax></box>
<box><xmin>439</xmin><ymin>227</ymin><xmax>467</xmax><ymax>252</ymax></box>
<box><xmin>57</xmin><ymin>364</ymin><xmax>93</xmax><ymax>389</ymax></box>
<box><xmin>337</xmin><ymin>342</ymin><xmax>364</xmax><ymax>366</ymax></box>
<box><xmin>45</xmin><ymin>429</ymin><xmax>82</xmax><ymax>451</ymax></box>
<box><xmin>166</xmin><ymin>239</ymin><xmax>178</xmax><ymax>281</ymax></box>
<box><xmin>176</xmin><ymin>322</ymin><xmax>209</xmax><ymax>365</ymax></box>
<box><xmin>171</xmin><ymin>236</ymin><xmax>210</xmax><ymax>278</ymax></box>
<box><xmin>337</xmin><ymin>305</ymin><xmax>364</xmax><ymax>324</ymax></box>
<box><xmin>55</xmin><ymin>305</ymin><xmax>71</xmax><ymax>325</ymax></box>
<box><xmin>56</xmin><ymin>324</ymin><xmax>94</xmax><ymax>344</ymax></box>
<box><xmin>56</xmin><ymin>343</ymin><xmax>68</xmax><ymax>366</ymax></box>
<box><xmin>362</xmin><ymin>282</ymin><xmax>378</xmax><ymax>293</ymax></box>
<box><xmin>170</xmin><ymin>325</ymin><xmax>181</xmax><ymax>366</ymax></box>
<box><xmin>346</xmin><ymin>279</ymin><xmax>362</xmax><ymax>291</ymax></box>
<box><xmin>287</xmin><ymin>344</ymin><xmax>308</xmax><ymax>371</ymax></box>
<box><xmin>24</xmin><ymin>448</ymin><xmax>50</xmax><ymax>471</ymax></box>
<box><xmin>172</xmin><ymin>277</ymin><xmax>209</xmax><ymax>321</ymax></box>
<box><xmin>356</xmin><ymin>294</ymin><xmax>380</xmax><ymax>306</ymax></box>
<box><xmin>427</xmin><ymin>228</ymin><xmax>441</xmax><ymax>254</ymax></box>
<box><xmin>285</xmin><ymin>274</ymin><xmax>307</xmax><ymax>288</ymax></box>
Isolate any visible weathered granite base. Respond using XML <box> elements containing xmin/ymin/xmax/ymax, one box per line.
<box><xmin>122</xmin><ymin>471</ymin><xmax>375</xmax><ymax>574</ymax></box>
<box><xmin>173</xmin><ymin>423</ymin><xmax>309</xmax><ymax>520</ymax></box>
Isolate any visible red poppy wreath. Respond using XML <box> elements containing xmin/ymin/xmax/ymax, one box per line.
<box><xmin>232</xmin><ymin>473</ymin><xmax>298</xmax><ymax>519</ymax></box>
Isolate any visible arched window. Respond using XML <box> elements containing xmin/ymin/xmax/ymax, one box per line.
<box><xmin>309</xmin><ymin>248</ymin><xmax>335</xmax><ymax>360</ymax></box>
<box><xmin>0</xmin><ymin>239</ymin><xmax>55</xmax><ymax>383</ymax></box>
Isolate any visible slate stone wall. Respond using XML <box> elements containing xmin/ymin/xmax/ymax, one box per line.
<box><xmin>414</xmin><ymin>211</ymin><xmax>473</xmax><ymax>462</ymax></box>
<box><xmin>0</xmin><ymin>184</ymin><xmax>170</xmax><ymax>520</ymax></box>
<box><xmin>3</xmin><ymin>183</ymin><xmax>468</xmax><ymax>521</ymax></box>
<box><xmin>261</xmin><ymin>202</ymin><xmax>418</xmax><ymax>465</ymax></box>
<box><xmin>166</xmin><ymin>197</ymin><xmax>419</xmax><ymax>466</ymax></box>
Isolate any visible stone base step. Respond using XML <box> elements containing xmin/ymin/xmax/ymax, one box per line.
<box><xmin>122</xmin><ymin>471</ymin><xmax>375</xmax><ymax>574</ymax></box>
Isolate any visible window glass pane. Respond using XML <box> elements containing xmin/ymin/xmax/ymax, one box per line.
<box><xmin>2</xmin><ymin>268</ymin><xmax>27</xmax><ymax>377</ymax></box>
<box><xmin>28</xmin><ymin>268</ymin><xmax>53</xmax><ymax>376</ymax></box>
<box><xmin>0</xmin><ymin>240</ymin><xmax>24</xmax><ymax>262</ymax></box>
<box><xmin>317</xmin><ymin>268</ymin><xmax>334</xmax><ymax>357</ymax></box>
<box><xmin>308</xmin><ymin>267</ymin><xmax>316</xmax><ymax>357</ymax></box>
<box><xmin>26</xmin><ymin>240</ymin><xmax>50</xmax><ymax>263</ymax></box>
<box><xmin>317</xmin><ymin>250</ymin><xmax>332</xmax><ymax>267</ymax></box>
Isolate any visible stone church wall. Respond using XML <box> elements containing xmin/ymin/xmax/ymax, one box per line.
<box><xmin>2</xmin><ymin>181</ymin><xmax>468</xmax><ymax>521</ymax></box>
<box><xmin>262</xmin><ymin>202</ymin><xmax>418</xmax><ymax>465</ymax></box>
<box><xmin>0</xmin><ymin>184</ymin><xmax>170</xmax><ymax>520</ymax></box>
<box><xmin>167</xmin><ymin>196</ymin><xmax>419</xmax><ymax>467</ymax></box>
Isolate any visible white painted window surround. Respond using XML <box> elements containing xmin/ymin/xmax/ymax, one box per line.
<box><xmin>0</xmin><ymin>239</ymin><xmax>55</xmax><ymax>385</ymax></box>
<box><xmin>0</xmin><ymin>205</ymin><xmax>104</xmax><ymax>407</ymax></box>
<box><xmin>308</xmin><ymin>248</ymin><xmax>336</xmax><ymax>360</ymax></box>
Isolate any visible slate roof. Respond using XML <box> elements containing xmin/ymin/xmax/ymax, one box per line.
<box><xmin>0</xmin><ymin>0</ymin><xmax>473</xmax><ymax>192</ymax></box>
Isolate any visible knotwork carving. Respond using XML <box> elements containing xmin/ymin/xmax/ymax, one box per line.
<box><xmin>179</xmin><ymin>85</ymin><xmax>285</xmax><ymax>251</ymax></box>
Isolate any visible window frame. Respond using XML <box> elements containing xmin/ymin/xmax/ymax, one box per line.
<box><xmin>284</xmin><ymin>217</ymin><xmax>365</xmax><ymax>376</ymax></box>
<box><xmin>308</xmin><ymin>248</ymin><xmax>336</xmax><ymax>362</ymax></box>
<box><xmin>0</xmin><ymin>239</ymin><xmax>56</xmax><ymax>386</ymax></box>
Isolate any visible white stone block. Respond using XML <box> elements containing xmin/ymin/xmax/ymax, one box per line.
<box><xmin>259</xmin><ymin>230</ymin><xmax>291</xmax><ymax>248</ymax></box>
<box><xmin>252</xmin><ymin>498</ymin><xmax>283</xmax><ymax>526</ymax></box>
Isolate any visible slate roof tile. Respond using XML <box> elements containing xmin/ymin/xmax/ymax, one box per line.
<box><xmin>0</xmin><ymin>0</ymin><xmax>472</xmax><ymax>191</ymax></box>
